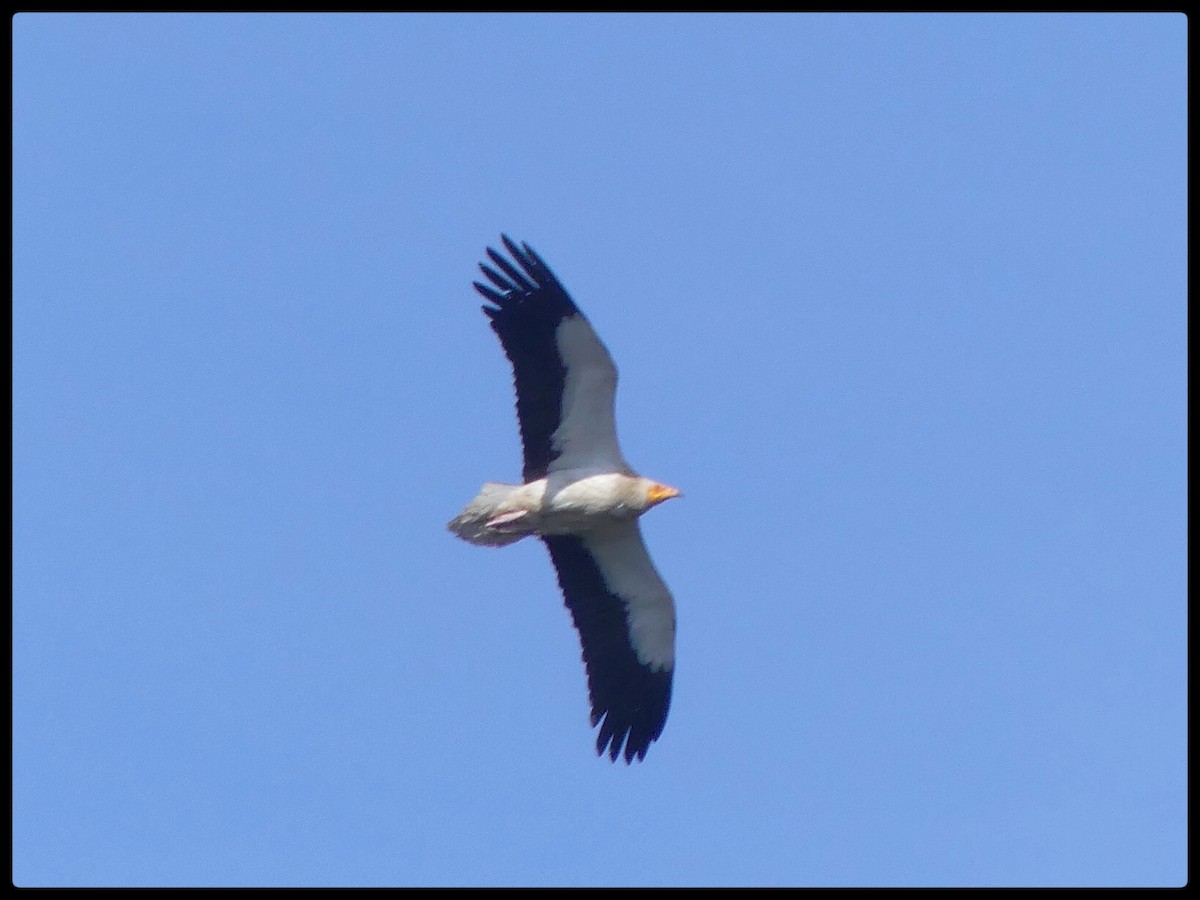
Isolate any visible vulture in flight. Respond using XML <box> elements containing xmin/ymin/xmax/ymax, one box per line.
<box><xmin>448</xmin><ymin>236</ymin><xmax>680</xmax><ymax>763</ymax></box>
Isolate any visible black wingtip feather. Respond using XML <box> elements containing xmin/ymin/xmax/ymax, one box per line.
<box><xmin>487</xmin><ymin>247</ymin><xmax>536</xmax><ymax>292</ymax></box>
<box><xmin>500</xmin><ymin>233</ymin><xmax>523</xmax><ymax>260</ymax></box>
<box><xmin>472</xmin><ymin>281</ymin><xmax>507</xmax><ymax>305</ymax></box>
<box><xmin>479</xmin><ymin>262</ymin><xmax>516</xmax><ymax>293</ymax></box>
<box><xmin>520</xmin><ymin>241</ymin><xmax>550</xmax><ymax>271</ymax></box>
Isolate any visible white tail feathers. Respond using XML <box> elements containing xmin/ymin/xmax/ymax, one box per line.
<box><xmin>447</xmin><ymin>482</ymin><xmax>531</xmax><ymax>547</ymax></box>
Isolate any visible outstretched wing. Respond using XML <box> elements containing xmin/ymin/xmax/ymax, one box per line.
<box><xmin>474</xmin><ymin>236</ymin><xmax>629</xmax><ymax>483</ymax></box>
<box><xmin>542</xmin><ymin>523</ymin><xmax>675</xmax><ymax>763</ymax></box>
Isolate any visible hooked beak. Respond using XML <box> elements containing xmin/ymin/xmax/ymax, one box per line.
<box><xmin>647</xmin><ymin>483</ymin><xmax>683</xmax><ymax>505</ymax></box>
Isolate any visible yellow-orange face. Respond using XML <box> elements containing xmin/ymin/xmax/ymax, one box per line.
<box><xmin>646</xmin><ymin>483</ymin><xmax>683</xmax><ymax>506</ymax></box>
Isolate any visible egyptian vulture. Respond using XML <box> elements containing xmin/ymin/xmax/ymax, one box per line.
<box><xmin>448</xmin><ymin>236</ymin><xmax>680</xmax><ymax>763</ymax></box>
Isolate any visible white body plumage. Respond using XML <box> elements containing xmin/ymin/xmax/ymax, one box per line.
<box><xmin>448</xmin><ymin>472</ymin><xmax>672</xmax><ymax>546</ymax></box>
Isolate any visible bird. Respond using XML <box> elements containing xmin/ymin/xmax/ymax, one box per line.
<box><xmin>448</xmin><ymin>235</ymin><xmax>681</xmax><ymax>763</ymax></box>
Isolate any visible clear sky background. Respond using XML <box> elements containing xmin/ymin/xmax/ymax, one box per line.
<box><xmin>12</xmin><ymin>13</ymin><xmax>1186</xmax><ymax>888</ymax></box>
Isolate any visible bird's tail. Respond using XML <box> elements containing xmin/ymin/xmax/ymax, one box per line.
<box><xmin>447</xmin><ymin>482</ymin><xmax>531</xmax><ymax>547</ymax></box>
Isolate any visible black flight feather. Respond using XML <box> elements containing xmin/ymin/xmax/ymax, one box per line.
<box><xmin>473</xmin><ymin>235</ymin><xmax>581</xmax><ymax>483</ymax></box>
<box><xmin>542</xmin><ymin>534</ymin><xmax>673</xmax><ymax>764</ymax></box>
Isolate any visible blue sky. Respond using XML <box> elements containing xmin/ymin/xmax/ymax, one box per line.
<box><xmin>12</xmin><ymin>13</ymin><xmax>1186</xmax><ymax>888</ymax></box>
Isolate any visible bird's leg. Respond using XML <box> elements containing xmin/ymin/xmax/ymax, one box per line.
<box><xmin>485</xmin><ymin>508</ymin><xmax>531</xmax><ymax>531</ymax></box>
